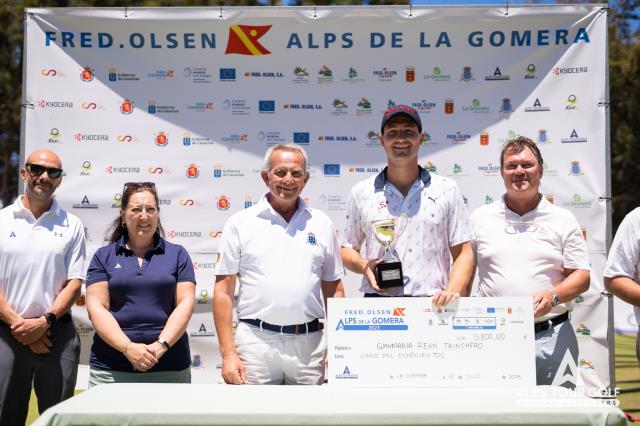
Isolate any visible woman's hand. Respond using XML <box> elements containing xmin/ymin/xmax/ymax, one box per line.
<box><xmin>124</xmin><ymin>342</ymin><xmax>158</xmax><ymax>372</ymax></box>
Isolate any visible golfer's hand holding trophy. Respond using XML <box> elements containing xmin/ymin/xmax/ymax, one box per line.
<box><xmin>365</xmin><ymin>214</ymin><xmax>407</xmax><ymax>288</ymax></box>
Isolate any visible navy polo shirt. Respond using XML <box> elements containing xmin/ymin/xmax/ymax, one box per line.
<box><xmin>86</xmin><ymin>236</ymin><xmax>195</xmax><ymax>372</ymax></box>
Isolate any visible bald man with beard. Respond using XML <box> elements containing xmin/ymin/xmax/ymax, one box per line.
<box><xmin>0</xmin><ymin>150</ymin><xmax>86</xmax><ymax>426</ymax></box>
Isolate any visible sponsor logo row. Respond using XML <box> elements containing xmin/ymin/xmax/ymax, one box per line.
<box><xmin>47</xmin><ymin>128</ymin><xmax>590</xmax><ymax>147</ymax></box>
<box><xmin>37</xmin><ymin>95</ymin><xmax>587</xmax><ymax>116</ymax></box>
<box><xmin>44</xmin><ymin>64</ymin><xmax>589</xmax><ymax>84</ymax></box>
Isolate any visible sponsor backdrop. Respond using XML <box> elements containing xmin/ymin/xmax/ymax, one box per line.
<box><xmin>23</xmin><ymin>5</ymin><xmax>615</xmax><ymax>391</ymax></box>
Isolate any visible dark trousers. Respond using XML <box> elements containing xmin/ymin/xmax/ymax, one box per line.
<box><xmin>0</xmin><ymin>317</ymin><xmax>80</xmax><ymax>426</ymax></box>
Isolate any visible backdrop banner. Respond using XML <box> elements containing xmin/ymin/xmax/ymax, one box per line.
<box><xmin>23</xmin><ymin>5</ymin><xmax>612</xmax><ymax>391</ymax></box>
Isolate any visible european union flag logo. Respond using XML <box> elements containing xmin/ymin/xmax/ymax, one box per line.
<box><xmin>259</xmin><ymin>100</ymin><xmax>275</xmax><ymax>112</ymax></box>
<box><xmin>324</xmin><ymin>164</ymin><xmax>340</xmax><ymax>176</ymax></box>
<box><xmin>219</xmin><ymin>68</ymin><xmax>236</xmax><ymax>81</ymax></box>
<box><xmin>293</xmin><ymin>132</ymin><xmax>309</xmax><ymax>145</ymax></box>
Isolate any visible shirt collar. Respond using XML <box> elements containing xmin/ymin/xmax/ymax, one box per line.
<box><xmin>374</xmin><ymin>165</ymin><xmax>431</xmax><ymax>191</ymax></box>
<box><xmin>115</xmin><ymin>234</ymin><xmax>165</xmax><ymax>254</ymax></box>
<box><xmin>257</xmin><ymin>193</ymin><xmax>310</xmax><ymax>218</ymax></box>
<box><xmin>502</xmin><ymin>193</ymin><xmax>546</xmax><ymax>218</ymax></box>
<box><xmin>12</xmin><ymin>196</ymin><xmax>61</xmax><ymax>218</ymax></box>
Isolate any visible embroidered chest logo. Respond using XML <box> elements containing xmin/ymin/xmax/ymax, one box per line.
<box><xmin>9</xmin><ymin>231</ymin><xmax>16</xmax><ymax>238</ymax></box>
<box><xmin>114</xmin><ymin>263</ymin><xmax>122</xmax><ymax>269</ymax></box>
<box><xmin>307</xmin><ymin>232</ymin><xmax>317</xmax><ymax>245</ymax></box>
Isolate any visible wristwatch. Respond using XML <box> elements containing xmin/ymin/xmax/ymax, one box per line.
<box><xmin>157</xmin><ymin>338</ymin><xmax>171</xmax><ymax>350</ymax></box>
<box><xmin>44</xmin><ymin>312</ymin><xmax>57</xmax><ymax>328</ymax></box>
<box><xmin>550</xmin><ymin>291</ymin><xmax>561</xmax><ymax>307</ymax></box>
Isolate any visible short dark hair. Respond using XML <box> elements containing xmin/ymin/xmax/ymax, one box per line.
<box><xmin>105</xmin><ymin>182</ymin><xmax>165</xmax><ymax>243</ymax></box>
<box><xmin>500</xmin><ymin>136</ymin><xmax>543</xmax><ymax>169</ymax></box>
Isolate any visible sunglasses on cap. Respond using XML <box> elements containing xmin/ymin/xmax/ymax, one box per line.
<box><xmin>123</xmin><ymin>182</ymin><xmax>156</xmax><ymax>192</ymax></box>
<box><xmin>25</xmin><ymin>163</ymin><xmax>63</xmax><ymax>179</ymax></box>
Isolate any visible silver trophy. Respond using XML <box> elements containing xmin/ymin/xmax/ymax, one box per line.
<box><xmin>367</xmin><ymin>214</ymin><xmax>407</xmax><ymax>288</ymax></box>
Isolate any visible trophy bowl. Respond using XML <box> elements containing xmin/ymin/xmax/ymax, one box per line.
<box><xmin>368</xmin><ymin>214</ymin><xmax>407</xmax><ymax>289</ymax></box>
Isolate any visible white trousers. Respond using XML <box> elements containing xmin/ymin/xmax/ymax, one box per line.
<box><xmin>235</xmin><ymin>321</ymin><xmax>326</xmax><ymax>385</ymax></box>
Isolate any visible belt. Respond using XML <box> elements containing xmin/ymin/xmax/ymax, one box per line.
<box><xmin>534</xmin><ymin>311</ymin><xmax>569</xmax><ymax>333</ymax></box>
<box><xmin>240</xmin><ymin>318</ymin><xmax>322</xmax><ymax>334</ymax></box>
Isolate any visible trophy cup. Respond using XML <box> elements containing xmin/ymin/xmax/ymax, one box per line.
<box><xmin>368</xmin><ymin>215</ymin><xmax>407</xmax><ymax>288</ymax></box>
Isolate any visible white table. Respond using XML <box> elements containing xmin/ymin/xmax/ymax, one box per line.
<box><xmin>34</xmin><ymin>384</ymin><xmax>627</xmax><ymax>426</ymax></box>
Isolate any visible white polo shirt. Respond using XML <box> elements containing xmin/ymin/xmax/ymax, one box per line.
<box><xmin>0</xmin><ymin>196</ymin><xmax>86</xmax><ymax>318</ymax></box>
<box><xmin>470</xmin><ymin>195</ymin><xmax>590</xmax><ymax>321</ymax></box>
<box><xmin>342</xmin><ymin>167</ymin><xmax>471</xmax><ymax>296</ymax></box>
<box><xmin>604</xmin><ymin>207</ymin><xmax>640</xmax><ymax>323</ymax></box>
<box><xmin>214</xmin><ymin>194</ymin><xmax>344</xmax><ymax>325</ymax></box>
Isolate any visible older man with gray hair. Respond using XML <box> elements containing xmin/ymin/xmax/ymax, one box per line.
<box><xmin>214</xmin><ymin>144</ymin><xmax>344</xmax><ymax>385</ymax></box>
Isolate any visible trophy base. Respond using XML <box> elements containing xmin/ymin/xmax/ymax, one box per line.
<box><xmin>376</xmin><ymin>261</ymin><xmax>404</xmax><ymax>288</ymax></box>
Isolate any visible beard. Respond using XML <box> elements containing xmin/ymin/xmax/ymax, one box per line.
<box><xmin>26</xmin><ymin>179</ymin><xmax>55</xmax><ymax>201</ymax></box>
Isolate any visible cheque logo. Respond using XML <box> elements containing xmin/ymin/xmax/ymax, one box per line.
<box><xmin>335</xmin><ymin>366</ymin><xmax>358</xmax><ymax>380</ymax></box>
<box><xmin>335</xmin><ymin>316</ymin><xmax>407</xmax><ymax>331</ymax></box>
<box><xmin>225</xmin><ymin>24</ymin><xmax>272</xmax><ymax>55</ymax></box>
<box><xmin>578</xmin><ymin>359</ymin><xmax>594</xmax><ymax>369</ymax></box>
<box><xmin>393</xmin><ymin>308</ymin><xmax>405</xmax><ymax>316</ymax></box>
<box><xmin>575</xmin><ymin>324</ymin><xmax>591</xmax><ymax>336</ymax></box>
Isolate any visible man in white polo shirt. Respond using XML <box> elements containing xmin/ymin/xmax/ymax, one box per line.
<box><xmin>604</xmin><ymin>208</ymin><xmax>640</xmax><ymax>366</ymax></box>
<box><xmin>213</xmin><ymin>144</ymin><xmax>344</xmax><ymax>385</ymax></box>
<box><xmin>341</xmin><ymin>105</ymin><xmax>473</xmax><ymax>304</ymax></box>
<box><xmin>0</xmin><ymin>149</ymin><xmax>86</xmax><ymax>425</ymax></box>
<box><xmin>470</xmin><ymin>136</ymin><xmax>590</xmax><ymax>389</ymax></box>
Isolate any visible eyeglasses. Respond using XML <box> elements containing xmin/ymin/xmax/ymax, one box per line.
<box><xmin>25</xmin><ymin>163</ymin><xmax>63</xmax><ymax>179</ymax></box>
<box><xmin>123</xmin><ymin>182</ymin><xmax>156</xmax><ymax>192</ymax></box>
<box><xmin>504</xmin><ymin>219</ymin><xmax>538</xmax><ymax>235</ymax></box>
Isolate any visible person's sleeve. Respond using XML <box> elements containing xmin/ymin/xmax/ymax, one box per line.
<box><xmin>176</xmin><ymin>246</ymin><xmax>196</xmax><ymax>283</ymax></box>
<box><xmin>447</xmin><ymin>181</ymin><xmax>472</xmax><ymax>246</ymax></box>
<box><xmin>86</xmin><ymin>249</ymin><xmax>108</xmax><ymax>286</ymax></box>
<box><xmin>561</xmin><ymin>212</ymin><xmax>590</xmax><ymax>271</ymax></box>
<box><xmin>321</xmin><ymin>221</ymin><xmax>346</xmax><ymax>281</ymax></box>
<box><xmin>341</xmin><ymin>187</ymin><xmax>363</xmax><ymax>250</ymax></box>
<box><xmin>214</xmin><ymin>218</ymin><xmax>241</xmax><ymax>275</ymax></box>
<box><xmin>66</xmin><ymin>219</ymin><xmax>86</xmax><ymax>280</ymax></box>
<box><xmin>604</xmin><ymin>210</ymin><xmax>640</xmax><ymax>279</ymax></box>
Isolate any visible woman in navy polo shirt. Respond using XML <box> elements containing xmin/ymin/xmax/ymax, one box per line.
<box><xmin>85</xmin><ymin>182</ymin><xmax>196</xmax><ymax>385</ymax></box>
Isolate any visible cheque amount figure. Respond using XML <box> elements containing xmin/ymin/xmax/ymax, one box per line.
<box><xmin>370</xmin><ymin>215</ymin><xmax>407</xmax><ymax>288</ymax></box>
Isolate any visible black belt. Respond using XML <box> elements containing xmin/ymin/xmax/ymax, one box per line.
<box><xmin>240</xmin><ymin>318</ymin><xmax>322</xmax><ymax>334</ymax></box>
<box><xmin>534</xmin><ymin>311</ymin><xmax>569</xmax><ymax>333</ymax></box>
<box><xmin>364</xmin><ymin>293</ymin><xmax>414</xmax><ymax>298</ymax></box>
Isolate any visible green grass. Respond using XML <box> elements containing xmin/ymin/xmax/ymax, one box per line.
<box><xmin>25</xmin><ymin>334</ymin><xmax>640</xmax><ymax>424</ymax></box>
<box><xmin>616</xmin><ymin>333</ymin><xmax>640</xmax><ymax>417</ymax></box>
